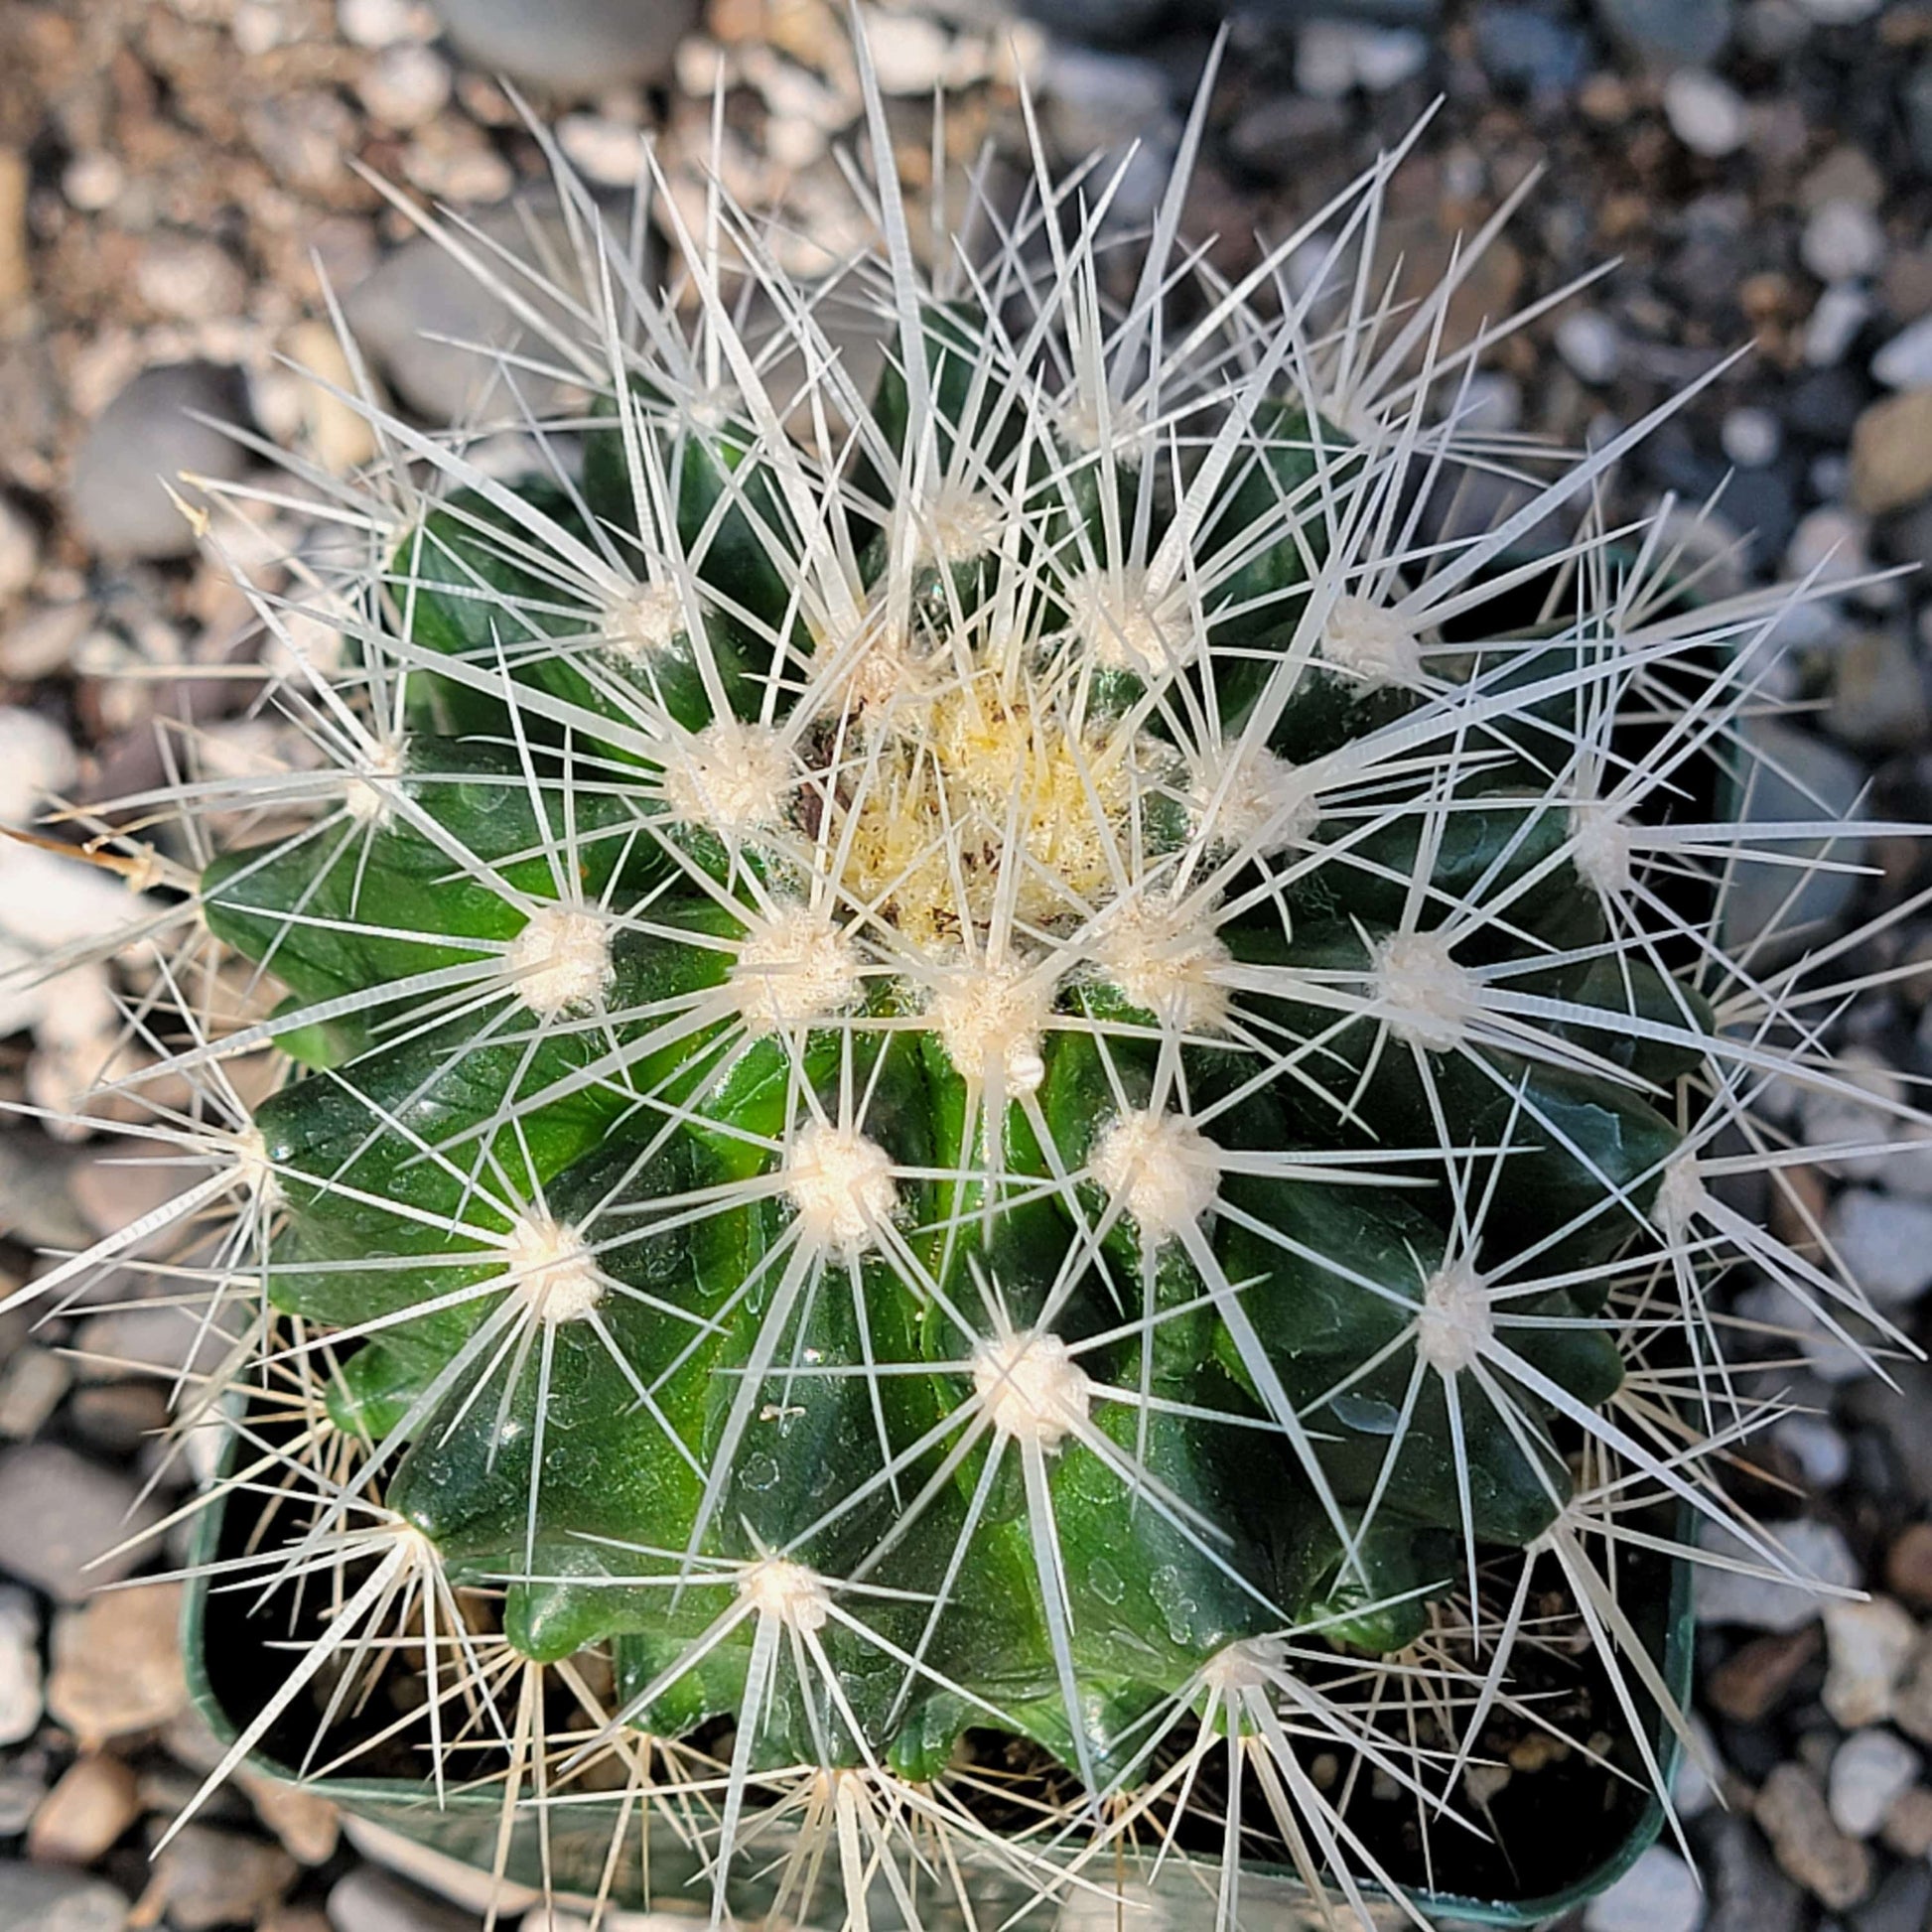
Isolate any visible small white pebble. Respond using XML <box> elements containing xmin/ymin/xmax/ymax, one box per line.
<box><xmin>1872</xmin><ymin>315</ymin><xmax>1932</xmax><ymax>390</ymax></box>
<box><xmin>1664</xmin><ymin>69</ymin><xmax>1747</xmax><ymax>158</ymax></box>
<box><xmin>62</xmin><ymin>153</ymin><xmax>124</xmax><ymax>212</ymax></box>
<box><xmin>1802</xmin><ymin>201</ymin><xmax>1885</xmax><ymax>283</ymax></box>
<box><xmin>1829</xmin><ymin>1727</ymin><xmax>1922</xmax><ymax>1838</ymax></box>
<box><xmin>1722</xmin><ymin>406</ymin><xmax>1783</xmax><ymax>469</ymax></box>
<box><xmin>356</xmin><ymin>43</ymin><xmax>453</xmax><ymax>130</ymax></box>
<box><xmin>1771</xmin><ymin>1414</ymin><xmax>1851</xmax><ymax>1488</ymax></box>
<box><xmin>1556</xmin><ymin>310</ymin><xmax>1622</xmax><ymax>385</ymax></box>
<box><xmin>1583</xmin><ymin>1845</ymin><xmax>1703</xmax><ymax>1932</ymax></box>
<box><xmin>339</xmin><ymin>0</ymin><xmax>431</xmax><ymax>46</ymax></box>
<box><xmin>1804</xmin><ymin>284</ymin><xmax>1874</xmax><ymax>367</ymax></box>
<box><xmin>557</xmin><ymin>114</ymin><xmax>649</xmax><ymax>190</ymax></box>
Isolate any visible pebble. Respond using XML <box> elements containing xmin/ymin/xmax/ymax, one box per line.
<box><xmin>425</xmin><ymin>0</ymin><xmax>700</xmax><ymax>93</ymax></box>
<box><xmin>1827</xmin><ymin>1188</ymin><xmax>1932</xmax><ymax>1304</ymax></box>
<box><xmin>0</xmin><ymin>1445</ymin><xmax>165</xmax><ymax>1604</ymax></box>
<box><xmin>1852</xmin><ymin>390</ymin><xmax>1932</xmax><ymax>514</ymax></box>
<box><xmin>343</xmin><ymin>202</ymin><xmax>597</xmax><ymax>424</ymax></box>
<box><xmin>1556</xmin><ymin>310</ymin><xmax>1622</xmax><ymax>384</ymax></box>
<box><xmin>1887</xmin><ymin>1524</ymin><xmax>1932</xmax><ymax>1607</ymax></box>
<box><xmin>68</xmin><ymin>362</ymin><xmax>253</xmax><ymax>562</ymax></box>
<box><xmin>1664</xmin><ymin>69</ymin><xmax>1747</xmax><ymax>156</ymax></box>
<box><xmin>134</xmin><ymin>235</ymin><xmax>248</xmax><ymax>324</ymax></box>
<box><xmin>326</xmin><ymin>1865</ymin><xmax>487</xmax><ymax>1932</ymax></box>
<box><xmin>1755</xmin><ymin>1762</ymin><xmax>1873</xmax><ymax>1908</ymax></box>
<box><xmin>0</xmin><ymin>1863</ymin><xmax>129</xmax><ymax>1932</ymax></box>
<box><xmin>1794</xmin><ymin>0</ymin><xmax>1880</xmax><ymax>18</ymax></box>
<box><xmin>1805</xmin><ymin>284</ymin><xmax>1874</xmax><ymax>367</ymax></box>
<box><xmin>356</xmin><ymin>43</ymin><xmax>453</xmax><ymax>129</ymax></box>
<box><xmin>46</xmin><ymin>1582</ymin><xmax>186</xmax><ymax>1746</ymax></box>
<box><xmin>1584</xmin><ymin>1844</ymin><xmax>1704</xmax><ymax>1932</ymax></box>
<box><xmin>148</xmin><ymin>1826</ymin><xmax>298</xmax><ymax>1931</ymax></box>
<box><xmin>1295</xmin><ymin>20</ymin><xmax>1430</xmax><ymax>98</ymax></box>
<box><xmin>0</xmin><ymin>1587</ymin><xmax>41</xmax><ymax>1746</ymax></box>
<box><xmin>1805</xmin><ymin>203</ymin><xmax>1886</xmax><ymax>284</ymax></box>
<box><xmin>1592</xmin><ymin>0</ymin><xmax>1733</xmax><ymax>66</ymax></box>
<box><xmin>556</xmin><ymin>113</ymin><xmax>648</xmax><ymax>190</ymax></box>
<box><xmin>1722</xmin><ymin>718</ymin><xmax>1868</xmax><ymax>954</ymax></box>
<box><xmin>1830</xmin><ymin>631</ymin><xmax>1930</xmax><ymax>753</ymax></box>
<box><xmin>340</xmin><ymin>0</ymin><xmax>432</xmax><ymax>46</ymax></box>
<box><xmin>1709</xmin><ymin>1623</ymin><xmax>1821</xmax><ymax>1722</ymax></box>
<box><xmin>0</xmin><ymin>495</ymin><xmax>36</xmax><ymax>604</ymax></box>
<box><xmin>1880</xmin><ymin>1782</ymin><xmax>1932</xmax><ymax>1857</ymax></box>
<box><xmin>1674</xmin><ymin>1711</ymin><xmax>1720</xmax><ymax>1819</ymax></box>
<box><xmin>1698</xmin><ymin>1517</ymin><xmax>1860</xmax><ymax>1629</ymax></box>
<box><xmin>1830</xmin><ymin>1727</ymin><xmax>1922</xmax><ymax>1837</ymax></box>
<box><xmin>0</xmin><ymin>602</ymin><xmax>93</xmax><ymax>681</ymax></box>
<box><xmin>862</xmin><ymin>12</ymin><xmax>952</xmax><ymax>93</ymax></box>
<box><xmin>0</xmin><ymin>1344</ymin><xmax>69</xmax><ymax>1441</ymax></box>
<box><xmin>27</xmin><ymin>1753</ymin><xmax>142</xmax><ymax>1864</ymax></box>
<box><xmin>1873</xmin><ymin>316</ymin><xmax>1932</xmax><ymax>390</ymax></box>
<box><xmin>1774</xmin><ymin>1414</ymin><xmax>1853</xmax><ymax>1488</ymax></box>
<box><xmin>1472</xmin><ymin>3</ymin><xmax>1589</xmax><ymax>93</ymax></box>
<box><xmin>1706</xmin><ymin>1811</ymin><xmax>1806</xmax><ymax>1932</ymax></box>
<box><xmin>1722</xmin><ymin>405</ymin><xmax>1783</xmax><ymax>469</ymax></box>
<box><xmin>1824</xmin><ymin>1595</ymin><xmax>1920</xmax><ymax>1728</ymax></box>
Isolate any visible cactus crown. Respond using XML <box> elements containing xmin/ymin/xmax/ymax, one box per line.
<box><xmin>9</xmin><ymin>35</ymin><xmax>1922</xmax><ymax>1931</ymax></box>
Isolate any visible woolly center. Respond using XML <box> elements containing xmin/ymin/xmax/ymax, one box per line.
<box><xmin>1091</xmin><ymin>1108</ymin><xmax>1220</xmax><ymax>1238</ymax></box>
<box><xmin>1417</xmin><ymin>1258</ymin><xmax>1491</xmax><ymax>1375</ymax></box>
<box><xmin>973</xmin><ymin>1331</ymin><xmax>1091</xmax><ymax>1449</ymax></box>
<box><xmin>739</xmin><ymin>1559</ymin><xmax>831</xmax><ymax>1632</ymax></box>
<box><xmin>786</xmin><ymin>1122</ymin><xmax>897</xmax><ymax>1252</ymax></box>
<box><xmin>732</xmin><ymin>905</ymin><xmax>863</xmax><ymax>1034</ymax></box>
<box><xmin>1320</xmin><ymin>595</ymin><xmax>1423</xmax><ymax>689</ymax></box>
<box><xmin>1373</xmin><ymin>929</ymin><xmax>1479</xmax><ymax>1051</ymax></box>
<box><xmin>501</xmin><ymin>1211</ymin><xmax>605</xmax><ymax>1323</ymax></box>
<box><xmin>927</xmin><ymin>959</ymin><xmax>1053</xmax><ymax>1093</ymax></box>
<box><xmin>830</xmin><ymin>675</ymin><xmax>1152</xmax><ymax>950</ymax></box>
<box><xmin>343</xmin><ymin>737</ymin><xmax>407</xmax><ymax>825</ymax></box>
<box><xmin>504</xmin><ymin>906</ymin><xmax>613</xmax><ymax>1016</ymax></box>
<box><xmin>1570</xmin><ymin>799</ymin><xmax>1634</xmax><ymax>897</ymax></box>
<box><xmin>664</xmin><ymin>719</ymin><xmax>792</xmax><ymax>839</ymax></box>
<box><xmin>1199</xmin><ymin>1635</ymin><xmax>1288</xmax><ymax>1696</ymax></box>
<box><xmin>1190</xmin><ymin>744</ymin><xmax>1318</xmax><ymax>856</ymax></box>
<box><xmin>1654</xmin><ymin>1152</ymin><xmax>1710</xmax><ymax>1238</ymax></box>
<box><xmin>608</xmin><ymin>580</ymin><xmax>683</xmax><ymax>656</ymax></box>
<box><xmin>1090</xmin><ymin>893</ymin><xmax>1231</xmax><ymax>1033</ymax></box>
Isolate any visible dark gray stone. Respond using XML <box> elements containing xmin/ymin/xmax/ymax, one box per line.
<box><xmin>427</xmin><ymin>0</ymin><xmax>699</xmax><ymax>93</ymax></box>
<box><xmin>1473</xmin><ymin>2</ymin><xmax>1589</xmax><ymax>92</ymax></box>
<box><xmin>1594</xmin><ymin>0</ymin><xmax>1733</xmax><ymax>65</ymax></box>
<box><xmin>0</xmin><ymin>1443</ymin><xmax>165</xmax><ymax>1602</ymax></box>
<box><xmin>68</xmin><ymin>363</ymin><xmax>252</xmax><ymax>562</ymax></box>
<box><xmin>0</xmin><ymin>1861</ymin><xmax>128</xmax><ymax>1932</ymax></box>
<box><xmin>1704</xmin><ymin>1812</ymin><xmax>1807</xmax><ymax>1932</ymax></box>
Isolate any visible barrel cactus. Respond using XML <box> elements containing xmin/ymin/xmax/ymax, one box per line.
<box><xmin>8</xmin><ymin>37</ymin><xmax>1916</xmax><ymax>1932</ymax></box>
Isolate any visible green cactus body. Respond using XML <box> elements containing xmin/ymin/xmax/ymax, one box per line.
<box><xmin>194</xmin><ymin>255</ymin><xmax>1715</xmax><ymax>1815</ymax></box>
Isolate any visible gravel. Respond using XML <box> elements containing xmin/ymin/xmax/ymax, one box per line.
<box><xmin>1830</xmin><ymin>1728</ymin><xmax>1922</xmax><ymax>1838</ymax></box>
<box><xmin>0</xmin><ymin>1863</ymin><xmax>130</xmax><ymax>1932</ymax></box>
<box><xmin>425</xmin><ymin>0</ymin><xmax>700</xmax><ymax>94</ymax></box>
<box><xmin>1585</xmin><ymin>1845</ymin><xmax>1707</xmax><ymax>1932</ymax></box>
<box><xmin>0</xmin><ymin>1444</ymin><xmax>165</xmax><ymax>1603</ymax></box>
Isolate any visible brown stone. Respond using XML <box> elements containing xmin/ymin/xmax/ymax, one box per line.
<box><xmin>1708</xmin><ymin>1624</ymin><xmax>1821</xmax><ymax>1724</ymax></box>
<box><xmin>1851</xmin><ymin>389</ymin><xmax>1932</xmax><ymax>515</ymax></box>
<box><xmin>1886</xmin><ymin>1523</ymin><xmax>1932</xmax><ymax>1608</ymax></box>
<box><xmin>1879</xmin><ymin>1782</ymin><xmax>1932</xmax><ymax>1858</ymax></box>
<box><xmin>46</xmin><ymin>1581</ymin><xmax>186</xmax><ymax>1747</ymax></box>
<box><xmin>27</xmin><ymin>1752</ymin><xmax>140</xmax><ymax>1864</ymax></box>
<box><xmin>1755</xmin><ymin>1763</ymin><xmax>1873</xmax><ymax>1909</ymax></box>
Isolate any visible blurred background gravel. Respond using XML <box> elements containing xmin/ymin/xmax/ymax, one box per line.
<box><xmin>3</xmin><ymin>0</ymin><xmax>1932</xmax><ymax>1926</ymax></box>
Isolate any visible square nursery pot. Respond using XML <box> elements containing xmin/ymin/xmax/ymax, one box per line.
<box><xmin>181</xmin><ymin>1461</ymin><xmax>1695</xmax><ymax>1931</ymax></box>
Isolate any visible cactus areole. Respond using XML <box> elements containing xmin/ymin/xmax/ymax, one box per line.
<box><xmin>48</xmin><ymin>43</ymin><xmax>1914</xmax><ymax>1931</ymax></box>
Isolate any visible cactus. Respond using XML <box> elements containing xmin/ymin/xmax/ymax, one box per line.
<box><xmin>8</xmin><ymin>35</ymin><xmax>1924</xmax><ymax>1932</ymax></box>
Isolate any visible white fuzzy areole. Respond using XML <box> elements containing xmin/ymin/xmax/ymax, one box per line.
<box><xmin>663</xmin><ymin>720</ymin><xmax>792</xmax><ymax>840</ymax></box>
<box><xmin>1654</xmin><ymin>1151</ymin><xmax>1710</xmax><ymax>1239</ymax></box>
<box><xmin>732</xmin><ymin>904</ymin><xmax>863</xmax><ymax>1034</ymax></box>
<box><xmin>501</xmin><ymin>1210</ymin><xmax>606</xmax><ymax>1323</ymax></box>
<box><xmin>1091</xmin><ymin>894</ymin><xmax>1232</xmax><ymax>1033</ymax></box>
<box><xmin>1056</xmin><ymin>388</ymin><xmax>1146</xmax><ymax>461</ymax></box>
<box><xmin>607</xmin><ymin>580</ymin><xmax>684</xmax><ymax>656</ymax></box>
<box><xmin>1062</xmin><ymin>567</ymin><xmax>1194</xmax><ymax>674</ymax></box>
<box><xmin>1416</xmin><ymin>1257</ymin><xmax>1492</xmax><ymax>1375</ymax></box>
<box><xmin>1320</xmin><ymin>595</ymin><xmax>1424</xmax><ymax>690</ymax></box>
<box><xmin>503</xmin><ymin>905</ymin><xmax>613</xmax><ymax>1016</ymax></box>
<box><xmin>1191</xmin><ymin>744</ymin><xmax>1318</xmax><ymax>856</ymax></box>
<box><xmin>1372</xmin><ymin>929</ymin><xmax>1479</xmax><ymax>1052</ymax></box>
<box><xmin>231</xmin><ymin>1125</ymin><xmax>280</xmax><ymax>1206</ymax></box>
<box><xmin>928</xmin><ymin>959</ymin><xmax>1053</xmax><ymax>1094</ymax></box>
<box><xmin>920</xmin><ymin>484</ymin><xmax>1006</xmax><ymax>563</ymax></box>
<box><xmin>1090</xmin><ymin>1108</ymin><xmax>1220</xmax><ymax>1238</ymax></box>
<box><xmin>1199</xmin><ymin>1634</ymin><xmax>1287</xmax><ymax>1695</ymax></box>
<box><xmin>739</xmin><ymin>1558</ymin><xmax>831</xmax><ymax>1632</ymax></box>
<box><xmin>343</xmin><ymin>737</ymin><xmax>407</xmax><ymax>824</ymax></box>
<box><xmin>786</xmin><ymin>1122</ymin><xmax>897</xmax><ymax>1252</ymax></box>
<box><xmin>973</xmin><ymin>1330</ymin><xmax>1091</xmax><ymax>1449</ymax></box>
<box><xmin>1570</xmin><ymin>799</ymin><xmax>1634</xmax><ymax>897</ymax></box>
